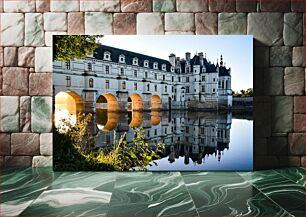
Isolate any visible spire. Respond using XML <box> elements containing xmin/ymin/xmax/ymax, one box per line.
<box><xmin>216</xmin><ymin>58</ymin><xmax>219</xmax><ymax>67</ymax></box>
<box><xmin>220</xmin><ymin>54</ymin><xmax>223</xmax><ymax>67</ymax></box>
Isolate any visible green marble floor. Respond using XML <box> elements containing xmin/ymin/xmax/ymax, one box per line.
<box><xmin>0</xmin><ymin>167</ymin><xmax>305</xmax><ymax>217</ymax></box>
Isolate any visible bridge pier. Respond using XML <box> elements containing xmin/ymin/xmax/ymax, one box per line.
<box><xmin>83</xmin><ymin>90</ymin><xmax>97</xmax><ymax>113</ymax></box>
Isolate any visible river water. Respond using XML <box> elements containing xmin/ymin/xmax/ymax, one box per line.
<box><xmin>87</xmin><ymin>110</ymin><xmax>253</xmax><ymax>171</ymax></box>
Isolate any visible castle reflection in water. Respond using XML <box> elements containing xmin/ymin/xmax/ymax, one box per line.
<box><xmin>90</xmin><ymin>110</ymin><xmax>234</xmax><ymax>166</ymax></box>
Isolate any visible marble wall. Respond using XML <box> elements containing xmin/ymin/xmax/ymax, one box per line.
<box><xmin>0</xmin><ymin>0</ymin><xmax>305</xmax><ymax>169</ymax></box>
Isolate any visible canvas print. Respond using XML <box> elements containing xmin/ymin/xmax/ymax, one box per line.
<box><xmin>53</xmin><ymin>35</ymin><xmax>253</xmax><ymax>171</ymax></box>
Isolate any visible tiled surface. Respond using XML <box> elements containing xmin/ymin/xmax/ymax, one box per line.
<box><xmin>0</xmin><ymin>167</ymin><xmax>305</xmax><ymax>216</ymax></box>
<box><xmin>0</xmin><ymin>0</ymin><xmax>305</xmax><ymax>169</ymax></box>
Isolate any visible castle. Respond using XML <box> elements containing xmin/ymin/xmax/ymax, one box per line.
<box><xmin>53</xmin><ymin>44</ymin><xmax>232</xmax><ymax>113</ymax></box>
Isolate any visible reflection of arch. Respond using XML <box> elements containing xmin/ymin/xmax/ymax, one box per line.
<box><xmin>152</xmin><ymin>95</ymin><xmax>162</xmax><ymax>111</ymax></box>
<box><xmin>55</xmin><ymin>91</ymin><xmax>83</xmax><ymax>127</ymax></box>
<box><xmin>96</xmin><ymin>93</ymin><xmax>119</xmax><ymax>111</ymax></box>
<box><xmin>128</xmin><ymin>93</ymin><xmax>144</xmax><ymax>111</ymax></box>
<box><xmin>151</xmin><ymin>111</ymin><xmax>161</xmax><ymax>126</ymax></box>
<box><xmin>128</xmin><ymin>111</ymin><xmax>143</xmax><ymax>128</ymax></box>
<box><xmin>96</xmin><ymin>109</ymin><xmax>118</xmax><ymax>131</ymax></box>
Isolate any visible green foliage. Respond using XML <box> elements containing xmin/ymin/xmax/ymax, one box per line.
<box><xmin>232</xmin><ymin>88</ymin><xmax>253</xmax><ymax>97</ymax></box>
<box><xmin>53</xmin><ymin>35</ymin><xmax>103</xmax><ymax>61</ymax></box>
<box><xmin>54</xmin><ymin>113</ymin><xmax>165</xmax><ymax>171</ymax></box>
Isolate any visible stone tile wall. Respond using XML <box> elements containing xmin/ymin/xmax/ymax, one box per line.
<box><xmin>0</xmin><ymin>0</ymin><xmax>305</xmax><ymax>169</ymax></box>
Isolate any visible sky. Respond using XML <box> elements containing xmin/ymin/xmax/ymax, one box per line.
<box><xmin>98</xmin><ymin>35</ymin><xmax>253</xmax><ymax>92</ymax></box>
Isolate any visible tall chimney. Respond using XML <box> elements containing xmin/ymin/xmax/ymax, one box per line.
<box><xmin>185</xmin><ymin>52</ymin><xmax>191</xmax><ymax>61</ymax></box>
<box><xmin>169</xmin><ymin>53</ymin><xmax>176</xmax><ymax>67</ymax></box>
<box><xmin>198</xmin><ymin>52</ymin><xmax>203</xmax><ymax>66</ymax></box>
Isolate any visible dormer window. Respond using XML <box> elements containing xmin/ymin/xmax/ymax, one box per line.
<box><xmin>119</xmin><ymin>54</ymin><xmax>125</xmax><ymax>63</ymax></box>
<box><xmin>133</xmin><ymin>57</ymin><xmax>138</xmax><ymax>65</ymax></box>
<box><xmin>104</xmin><ymin>52</ymin><xmax>111</xmax><ymax>60</ymax></box>
<box><xmin>144</xmin><ymin>60</ymin><xmax>149</xmax><ymax>67</ymax></box>
<box><xmin>153</xmin><ymin>62</ymin><xmax>158</xmax><ymax>69</ymax></box>
<box><xmin>162</xmin><ymin>64</ymin><xmax>166</xmax><ymax>71</ymax></box>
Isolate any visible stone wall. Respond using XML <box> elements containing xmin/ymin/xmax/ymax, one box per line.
<box><xmin>0</xmin><ymin>0</ymin><xmax>305</xmax><ymax>169</ymax></box>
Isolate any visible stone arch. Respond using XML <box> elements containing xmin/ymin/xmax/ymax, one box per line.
<box><xmin>128</xmin><ymin>93</ymin><xmax>144</xmax><ymax>111</ymax></box>
<box><xmin>152</xmin><ymin>95</ymin><xmax>162</xmax><ymax>111</ymax></box>
<box><xmin>96</xmin><ymin>93</ymin><xmax>120</xmax><ymax>112</ymax></box>
<box><xmin>54</xmin><ymin>91</ymin><xmax>84</xmax><ymax>127</ymax></box>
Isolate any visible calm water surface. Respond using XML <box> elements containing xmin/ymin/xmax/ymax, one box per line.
<box><xmin>88</xmin><ymin>110</ymin><xmax>253</xmax><ymax>171</ymax></box>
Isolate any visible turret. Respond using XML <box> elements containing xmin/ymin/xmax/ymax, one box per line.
<box><xmin>169</xmin><ymin>53</ymin><xmax>176</xmax><ymax>67</ymax></box>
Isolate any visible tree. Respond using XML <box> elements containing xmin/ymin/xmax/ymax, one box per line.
<box><xmin>53</xmin><ymin>35</ymin><xmax>103</xmax><ymax>61</ymax></box>
<box><xmin>232</xmin><ymin>88</ymin><xmax>253</xmax><ymax>97</ymax></box>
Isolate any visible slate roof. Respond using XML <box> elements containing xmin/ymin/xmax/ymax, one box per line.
<box><xmin>94</xmin><ymin>44</ymin><xmax>173</xmax><ymax>72</ymax></box>
<box><xmin>219</xmin><ymin>66</ymin><xmax>230</xmax><ymax>76</ymax></box>
<box><xmin>94</xmin><ymin>45</ymin><xmax>230</xmax><ymax>76</ymax></box>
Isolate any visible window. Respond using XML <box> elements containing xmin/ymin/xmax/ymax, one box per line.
<box><xmin>65</xmin><ymin>61</ymin><xmax>70</xmax><ymax>70</ymax></box>
<box><xmin>225</xmin><ymin>80</ymin><xmax>228</xmax><ymax>89</ymax></box>
<box><xmin>145</xmin><ymin>71</ymin><xmax>148</xmax><ymax>78</ymax></box>
<box><xmin>194</xmin><ymin>78</ymin><xmax>196</xmax><ymax>81</ymax></box>
<box><xmin>66</xmin><ymin>76</ymin><xmax>71</xmax><ymax>87</ymax></box>
<box><xmin>119</xmin><ymin>55</ymin><xmax>125</xmax><ymax>63</ymax></box>
<box><xmin>186</xmin><ymin>86</ymin><xmax>189</xmax><ymax>93</ymax></box>
<box><xmin>122</xmin><ymin>81</ymin><xmax>126</xmax><ymax>90</ymax></box>
<box><xmin>178</xmin><ymin>77</ymin><xmax>181</xmax><ymax>82</ymax></box>
<box><xmin>186</xmin><ymin>77</ymin><xmax>189</xmax><ymax>82</ymax></box>
<box><xmin>120</xmin><ymin>68</ymin><xmax>124</xmax><ymax>75</ymax></box>
<box><xmin>222</xmin><ymin>81</ymin><xmax>224</xmax><ymax>88</ymax></box>
<box><xmin>144</xmin><ymin>60</ymin><xmax>149</xmax><ymax>67</ymax></box>
<box><xmin>172</xmin><ymin>76</ymin><xmax>174</xmax><ymax>82</ymax></box>
<box><xmin>154</xmin><ymin>84</ymin><xmax>157</xmax><ymax>92</ymax></box>
<box><xmin>219</xmin><ymin>81</ymin><xmax>221</xmax><ymax>88</ymax></box>
<box><xmin>165</xmin><ymin>128</ymin><xmax>167</xmax><ymax>134</ymax></box>
<box><xmin>147</xmin><ymin>131</ymin><xmax>150</xmax><ymax>137</ymax></box>
<box><xmin>202</xmin><ymin>76</ymin><xmax>205</xmax><ymax>82</ymax></box>
<box><xmin>154</xmin><ymin>129</ymin><xmax>157</xmax><ymax>135</ymax></box>
<box><xmin>163</xmin><ymin>75</ymin><xmax>165</xmax><ymax>81</ymax></box>
<box><xmin>201</xmin><ymin>138</ymin><xmax>205</xmax><ymax>143</ymax></box>
<box><xmin>89</xmin><ymin>78</ymin><xmax>94</xmax><ymax>88</ymax></box>
<box><xmin>212</xmin><ymin>138</ymin><xmax>214</xmax><ymax>142</ymax></box>
<box><xmin>133</xmin><ymin>58</ymin><xmax>138</xmax><ymax>65</ymax></box>
<box><xmin>213</xmin><ymin>78</ymin><xmax>215</xmax><ymax>82</ymax></box>
<box><xmin>154</xmin><ymin>73</ymin><xmax>157</xmax><ymax>80</ymax></box>
<box><xmin>134</xmin><ymin>70</ymin><xmax>137</xmax><ymax>77</ymax></box>
<box><xmin>186</xmin><ymin>126</ymin><xmax>189</xmax><ymax>133</ymax></box>
<box><xmin>201</xmin><ymin>127</ymin><xmax>205</xmax><ymax>134</ymax></box>
<box><xmin>164</xmin><ymin>86</ymin><xmax>167</xmax><ymax>92</ymax></box>
<box><xmin>213</xmin><ymin>88</ymin><xmax>215</xmax><ymax>92</ymax></box>
<box><xmin>104</xmin><ymin>52</ymin><xmax>111</xmax><ymax>60</ymax></box>
<box><xmin>105</xmin><ymin>65</ymin><xmax>109</xmax><ymax>74</ymax></box>
<box><xmin>147</xmin><ymin>83</ymin><xmax>150</xmax><ymax>91</ymax></box>
<box><xmin>186</xmin><ymin>67</ymin><xmax>189</xmax><ymax>73</ymax></box>
<box><xmin>162</xmin><ymin>64</ymin><xmax>166</xmax><ymax>71</ymax></box>
<box><xmin>154</xmin><ymin>62</ymin><xmax>158</xmax><ymax>69</ymax></box>
<box><xmin>88</xmin><ymin>63</ymin><xmax>92</xmax><ymax>71</ymax></box>
<box><xmin>202</xmin><ymin>85</ymin><xmax>205</xmax><ymax>92</ymax></box>
<box><xmin>171</xmin><ymin>67</ymin><xmax>174</xmax><ymax>72</ymax></box>
<box><xmin>172</xmin><ymin>86</ymin><xmax>174</xmax><ymax>93</ymax></box>
<box><xmin>105</xmin><ymin>80</ymin><xmax>109</xmax><ymax>89</ymax></box>
<box><xmin>134</xmin><ymin>82</ymin><xmax>137</xmax><ymax>90</ymax></box>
